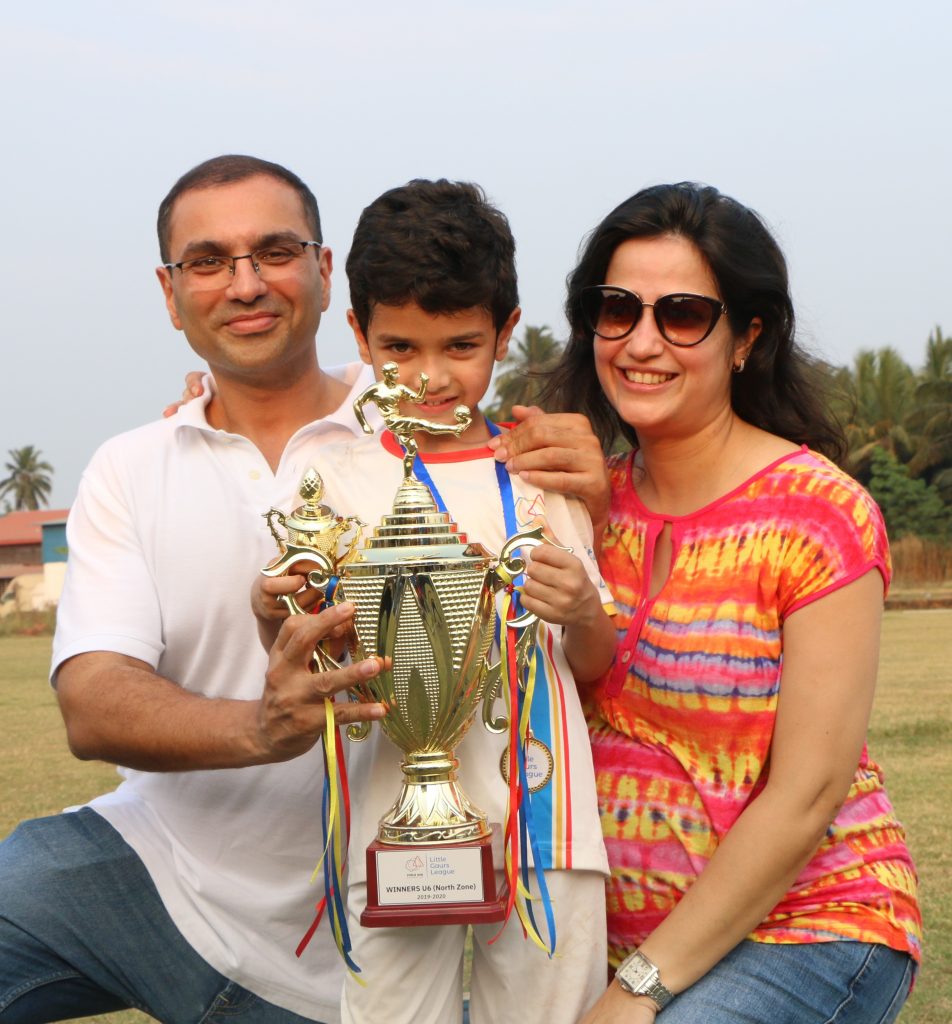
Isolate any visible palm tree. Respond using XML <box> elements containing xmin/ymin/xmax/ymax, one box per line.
<box><xmin>0</xmin><ymin>446</ymin><xmax>54</xmax><ymax>511</ymax></box>
<box><xmin>839</xmin><ymin>348</ymin><xmax>917</xmax><ymax>481</ymax></box>
<box><xmin>485</xmin><ymin>325</ymin><xmax>563</xmax><ymax>421</ymax></box>
<box><xmin>906</xmin><ymin>327</ymin><xmax>952</xmax><ymax>498</ymax></box>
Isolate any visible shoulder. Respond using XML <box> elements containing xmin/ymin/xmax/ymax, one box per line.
<box><xmin>761</xmin><ymin>449</ymin><xmax>884</xmax><ymax>528</ymax></box>
<box><xmin>82</xmin><ymin>417</ymin><xmax>180</xmax><ymax>478</ymax></box>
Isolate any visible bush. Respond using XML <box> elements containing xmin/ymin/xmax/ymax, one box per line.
<box><xmin>868</xmin><ymin>447</ymin><xmax>952</xmax><ymax>541</ymax></box>
<box><xmin>0</xmin><ymin>608</ymin><xmax>57</xmax><ymax>638</ymax></box>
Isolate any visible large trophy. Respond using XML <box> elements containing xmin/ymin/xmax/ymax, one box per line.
<box><xmin>262</xmin><ymin>364</ymin><xmax>542</xmax><ymax>927</ymax></box>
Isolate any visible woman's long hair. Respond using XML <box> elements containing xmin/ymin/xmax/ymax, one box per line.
<box><xmin>544</xmin><ymin>183</ymin><xmax>846</xmax><ymax>462</ymax></box>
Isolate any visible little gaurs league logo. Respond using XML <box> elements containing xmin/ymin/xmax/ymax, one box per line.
<box><xmin>404</xmin><ymin>855</ymin><xmax>425</xmax><ymax>875</ymax></box>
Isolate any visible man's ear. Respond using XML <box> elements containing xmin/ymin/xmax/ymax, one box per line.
<box><xmin>317</xmin><ymin>246</ymin><xmax>333</xmax><ymax>313</ymax></box>
<box><xmin>156</xmin><ymin>267</ymin><xmax>183</xmax><ymax>331</ymax></box>
<box><xmin>494</xmin><ymin>307</ymin><xmax>521</xmax><ymax>362</ymax></box>
<box><xmin>347</xmin><ymin>309</ymin><xmax>373</xmax><ymax>365</ymax></box>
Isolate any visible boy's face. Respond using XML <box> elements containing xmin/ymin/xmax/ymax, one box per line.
<box><xmin>348</xmin><ymin>302</ymin><xmax>520</xmax><ymax>449</ymax></box>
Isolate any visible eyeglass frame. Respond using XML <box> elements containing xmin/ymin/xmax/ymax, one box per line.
<box><xmin>579</xmin><ymin>285</ymin><xmax>728</xmax><ymax>347</ymax></box>
<box><xmin>163</xmin><ymin>240</ymin><xmax>322</xmax><ymax>279</ymax></box>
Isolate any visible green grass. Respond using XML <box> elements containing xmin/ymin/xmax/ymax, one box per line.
<box><xmin>1</xmin><ymin>613</ymin><xmax>949</xmax><ymax>1022</ymax></box>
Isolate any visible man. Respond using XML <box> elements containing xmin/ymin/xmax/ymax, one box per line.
<box><xmin>0</xmin><ymin>155</ymin><xmax>387</xmax><ymax>1023</ymax></box>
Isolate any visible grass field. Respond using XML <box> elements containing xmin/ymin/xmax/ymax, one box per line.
<box><xmin>1</xmin><ymin>610</ymin><xmax>949</xmax><ymax>1023</ymax></box>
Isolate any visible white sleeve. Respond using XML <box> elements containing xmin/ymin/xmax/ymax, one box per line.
<box><xmin>541</xmin><ymin>491</ymin><xmax>615</xmax><ymax>611</ymax></box>
<box><xmin>51</xmin><ymin>444</ymin><xmax>164</xmax><ymax>681</ymax></box>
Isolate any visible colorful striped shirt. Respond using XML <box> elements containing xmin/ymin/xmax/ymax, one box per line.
<box><xmin>589</xmin><ymin>446</ymin><xmax>921</xmax><ymax>967</ymax></box>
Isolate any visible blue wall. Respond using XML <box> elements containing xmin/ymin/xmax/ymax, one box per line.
<box><xmin>41</xmin><ymin>521</ymin><xmax>68</xmax><ymax>563</ymax></box>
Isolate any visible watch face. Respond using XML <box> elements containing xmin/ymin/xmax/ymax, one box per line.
<box><xmin>618</xmin><ymin>953</ymin><xmax>654</xmax><ymax>989</ymax></box>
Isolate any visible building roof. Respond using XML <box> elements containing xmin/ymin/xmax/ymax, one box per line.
<box><xmin>0</xmin><ymin>563</ymin><xmax>42</xmax><ymax>581</ymax></box>
<box><xmin>0</xmin><ymin>509</ymin><xmax>70</xmax><ymax>546</ymax></box>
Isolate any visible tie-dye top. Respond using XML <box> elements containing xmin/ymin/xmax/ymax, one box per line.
<box><xmin>588</xmin><ymin>446</ymin><xmax>921</xmax><ymax>966</ymax></box>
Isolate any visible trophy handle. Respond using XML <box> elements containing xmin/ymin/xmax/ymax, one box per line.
<box><xmin>493</xmin><ymin>526</ymin><xmax>547</xmax><ymax>629</ymax></box>
<box><xmin>482</xmin><ymin>527</ymin><xmax>550</xmax><ymax>732</ymax></box>
<box><xmin>480</xmin><ymin>622</ymin><xmax>540</xmax><ymax>734</ymax></box>
<box><xmin>261</xmin><ymin>548</ymin><xmax>344</xmax><ymax>672</ymax></box>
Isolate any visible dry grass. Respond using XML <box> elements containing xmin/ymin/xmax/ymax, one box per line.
<box><xmin>1</xmin><ymin>614</ymin><xmax>949</xmax><ymax>1023</ymax></box>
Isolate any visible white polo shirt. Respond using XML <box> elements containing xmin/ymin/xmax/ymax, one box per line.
<box><xmin>52</xmin><ymin>362</ymin><xmax>378</xmax><ymax>1022</ymax></box>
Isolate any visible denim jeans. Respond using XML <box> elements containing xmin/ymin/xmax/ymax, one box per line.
<box><xmin>656</xmin><ymin>937</ymin><xmax>914</xmax><ymax>1024</ymax></box>
<box><xmin>0</xmin><ymin>809</ymin><xmax>327</xmax><ymax>1024</ymax></box>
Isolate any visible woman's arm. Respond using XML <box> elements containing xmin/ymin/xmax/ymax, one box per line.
<box><xmin>580</xmin><ymin>568</ymin><xmax>885</xmax><ymax>1022</ymax></box>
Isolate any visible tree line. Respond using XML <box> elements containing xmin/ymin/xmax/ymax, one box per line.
<box><xmin>488</xmin><ymin>325</ymin><xmax>952</xmax><ymax>544</ymax></box>
<box><xmin>4</xmin><ymin>325</ymin><xmax>952</xmax><ymax>545</ymax></box>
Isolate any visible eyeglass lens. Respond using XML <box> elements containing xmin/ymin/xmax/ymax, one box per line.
<box><xmin>583</xmin><ymin>288</ymin><xmax>720</xmax><ymax>346</ymax></box>
<box><xmin>176</xmin><ymin>243</ymin><xmax>314</xmax><ymax>291</ymax></box>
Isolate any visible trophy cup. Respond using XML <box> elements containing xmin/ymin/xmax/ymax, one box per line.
<box><xmin>262</xmin><ymin>364</ymin><xmax>543</xmax><ymax>927</ymax></box>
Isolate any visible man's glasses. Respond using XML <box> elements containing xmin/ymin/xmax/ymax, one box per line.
<box><xmin>164</xmin><ymin>241</ymin><xmax>320</xmax><ymax>291</ymax></box>
<box><xmin>580</xmin><ymin>285</ymin><xmax>727</xmax><ymax>347</ymax></box>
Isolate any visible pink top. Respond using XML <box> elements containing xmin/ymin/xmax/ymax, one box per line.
<box><xmin>589</xmin><ymin>446</ymin><xmax>921</xmax><ymax>965</ymax></box>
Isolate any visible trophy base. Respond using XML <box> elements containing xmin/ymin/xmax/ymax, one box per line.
<box><xmin>361</xmin><ymin>833</ymin><xmax>506</xmax><ymax>928</ymax></box>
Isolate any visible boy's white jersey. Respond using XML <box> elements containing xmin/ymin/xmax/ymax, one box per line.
<box><xmin>314</xmin><ymin>429</ymin><xmax>612</xmax><ymax>880</ymax></box>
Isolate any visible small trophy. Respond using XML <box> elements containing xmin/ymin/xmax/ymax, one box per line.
<box><xmin>263</xmin><ymin>364</ymin><xmax>542</xmax><ymax>927</ymax></box>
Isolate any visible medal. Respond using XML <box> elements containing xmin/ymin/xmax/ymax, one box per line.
<box><xmin>499</xmin><ymin>734</ymin><xmax>554</xmax><ymax>793</ymax></box>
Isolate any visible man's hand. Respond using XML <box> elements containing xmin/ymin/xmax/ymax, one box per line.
<box><xmin>56</xmin><ymin>602</ymin><xmax>386</xmax><ymax>772</ymax></box>
<box><xmin>162</xmin><ymin>371</ymin><xmax>206</xmax><ymax>418</ymax></box>
<box><xmin>255</xmin><ymin>602</ymin><xmax>387</xmax><ymax>762</ymax></box>
<box><xmin>488</xmin><ymin>406</ymin><xmax>610</xmax><ymax>539</ymax></box>
<box><xmin>252</xmin><ymin>573</ymin><xmax>322</xmax><ymax>624</ymax></box>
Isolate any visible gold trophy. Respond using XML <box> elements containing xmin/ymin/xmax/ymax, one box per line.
<box><xmin>262</xmin><ymin>363</ymin><xmax>542</xmax><ymax>926</ymax></box>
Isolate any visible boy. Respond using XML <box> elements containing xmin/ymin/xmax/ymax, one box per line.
<box><xmin>256</xmin><ymin>180</ymin><xmax>615</xmax><ymax>1024</ymax></box>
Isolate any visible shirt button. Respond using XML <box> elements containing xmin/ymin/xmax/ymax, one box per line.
<box><xmin>249</xmin><ymin>469</ymin><xmax>261</xmax><ymax>481</ymax></box>
<box><xmin>621</xmin><ymin>651</ymin><xmax>631</xmax><ymax>663</ymax></box>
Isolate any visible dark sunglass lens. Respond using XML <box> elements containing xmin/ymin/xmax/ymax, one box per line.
<box><xmin>587</xmin><ymin>289</ymin><xmax>642</xmax><ymax>339</ymax></box>
<box><xmin>656</xmin><ymin>295</ymin><xmax>715</xmax><ymax>344</ymax></box>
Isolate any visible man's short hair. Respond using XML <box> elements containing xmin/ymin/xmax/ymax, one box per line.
<box><xmin>346</xmin><ymin>179</ymin><xmax>518</xmax><ymax>335</ymax></box>
<box><xmin>157</xmin><ymin>154</ymin><xmax>322</xmax><ymax>262</ymax></box>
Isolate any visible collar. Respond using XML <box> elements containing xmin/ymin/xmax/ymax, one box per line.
<box><xmin>379</xmin><ymin>421</ymin><xmax>513</xmax><ymax>463</ymax></box>
<box><xmin>171</xmin><ymin>362</ymin><xmax>378</xmax><ymax>438</ymax></box>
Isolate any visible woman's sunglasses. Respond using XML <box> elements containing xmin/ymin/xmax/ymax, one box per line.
<box><xmin>580</xmin><ymin>285</ymin><xmax>727</xmax><ymax>347</ymax></box>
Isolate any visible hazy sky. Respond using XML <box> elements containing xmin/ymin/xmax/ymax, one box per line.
<box><xmin>2</xmin><ymin>1</ymin><xmax>950</xmax><ymax>507</ymax></box>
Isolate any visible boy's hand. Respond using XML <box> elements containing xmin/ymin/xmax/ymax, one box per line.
<box><xmin>519</xmin><ymin>544</ymin><xmax>602</xmax><ymax>627</ymax></box>
<box><xmin>162</xmin><ymin>371</ymin><xmax>207</xmax><ymax>418</ymax></box>
<box><xmin>488</xmin><ymin>406</ymin><xmax>610</xmax><ymax>538</ymax></box>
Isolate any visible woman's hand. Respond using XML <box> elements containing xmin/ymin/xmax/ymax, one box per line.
<box><xmin>579</xmin><ymin>982</ymin><xmax>658</xmax><ymax>1024</ymax></box>
<box><xmin>162</xmin><ymin>370</ymin><xmax>207</xmax><ymax>418</ymax></box>
<box><xmin>489</xmin><ymin>406</ymin><xmax>610</xmax><ymax>543</ymax></box>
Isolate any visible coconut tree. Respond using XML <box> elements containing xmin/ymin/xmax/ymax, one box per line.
<box><xmin>906</xmin><ymin>327</ymin><xmax>952</xmax><ymax>498</ymax></box>
<box><xmin>0</xmin><ymin>446</ymin><xmax>54</xmax><ymax>511</ymax></box>
<box><xmin>839</xmin><ymin>348</ymin><xmax>917</xmax><ymax>482</ymax></box>
<box><xmin>485</xmin><ymin>325</ymin><xmax>563</xmax><ymax>421</ymax></box>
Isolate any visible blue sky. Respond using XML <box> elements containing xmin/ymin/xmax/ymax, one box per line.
<box><xmin>2</xmin><ymin>1</ymin><xmax>950</xmax><ymax>506</ymax></box>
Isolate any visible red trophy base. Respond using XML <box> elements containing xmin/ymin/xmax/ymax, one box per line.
<box><xmin>361</xmin><ymin>832</ymin><xmax>506</xmax><ymax>928</ymax></box>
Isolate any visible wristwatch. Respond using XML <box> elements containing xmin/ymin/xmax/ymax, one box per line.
<box><xmin>615</xmin><ymin>949</ymin><xmax>674</xmax><ymax>1010</ymax></box>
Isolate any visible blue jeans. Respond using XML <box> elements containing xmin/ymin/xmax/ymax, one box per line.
<box><xmin>656</xmin><ymin>938</ymin><xmax>914</xmax><ymax>1024</ymax></box>
<box><xmin>0</xmin><ymin>809</ymin><xmax>326</xmax><ymax>1024</ymax></box>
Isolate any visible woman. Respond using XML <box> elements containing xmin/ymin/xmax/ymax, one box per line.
<box><xmin>541</xmin><ymin>183</ymin><xmax>921</xmax><ymax>1023</ymax></box>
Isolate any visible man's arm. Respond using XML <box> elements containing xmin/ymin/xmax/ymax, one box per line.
<box><xmin>56</xmin><ymin>603</ymin><xmax>385</xmax><ymax>771</ymax></box>
<box><xmin>489</xmin><ymin>406</ymin><xmax>611</xmax><ymax>545</ymax></box>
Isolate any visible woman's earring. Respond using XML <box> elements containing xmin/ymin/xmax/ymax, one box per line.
<box><xmin>732</xmin><ymin>358</ymin><xmax>746</xmax><ymax>374</ymax></box>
